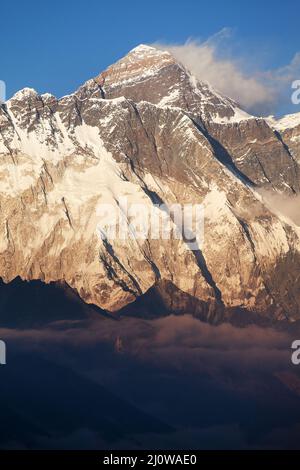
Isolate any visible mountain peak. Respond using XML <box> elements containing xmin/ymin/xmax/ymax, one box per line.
<box><xmin>129</xmin><ymin>44</ymin><xmax>158</xmax><ymax>54</ymax></box>
<box><xmin>90</xmin><ymin>45</ymin><xmax>251</xmax><ymax>124</ymax></box>
<box><xmin>94</xmin><ymin>43</ymin><xmax>176</xmax><ymax>89</ymax></box>
<box><xmin>10</xmin><ymin>87</ymin><xmax>38</xmax><ymax>101</ymax></box>
<box><xmin>1</xmin><ymin>43</ymin><xmax>300</xmax><ymax>321</ymax></box>
<box><xmin>127</xmin><ymin>44</ymin><xmax>172</xmax><ymax>59</ymax></box>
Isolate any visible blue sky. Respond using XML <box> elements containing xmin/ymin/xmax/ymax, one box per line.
<box><xmin>1</xmin><ymin>0</ymin><xmax>300</xmax><ymax>115</ymax></box>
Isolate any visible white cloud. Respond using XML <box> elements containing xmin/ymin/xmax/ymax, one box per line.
<box><xmin>154</xmin><ymin>31</ymin><xmax>300</xmax><ymax>116</ymax></box>
<box><xmin>258</xmin><ymin>189</ymin><xmax>300</xmax><ymax>225</ymax></box>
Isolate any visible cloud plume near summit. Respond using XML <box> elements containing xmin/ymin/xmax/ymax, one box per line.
<box><xmin>154</xmin><ymin>30</ymin><xmax>300</xmax><ymax>116</ymax></box>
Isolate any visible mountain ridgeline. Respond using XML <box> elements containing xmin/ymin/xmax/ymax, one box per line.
<box><xmin>1</xmin><ymin>44</ymin><xmax>300</xmax><ymax>323</ymax></box>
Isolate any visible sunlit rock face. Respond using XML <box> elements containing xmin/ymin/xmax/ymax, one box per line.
<box><xmin>1</xmin><ymin>44</ymin><xmax>300</xmax><ymax>321</ymax></box>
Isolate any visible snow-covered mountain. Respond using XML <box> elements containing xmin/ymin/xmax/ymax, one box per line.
<box><xmin>1</xmin><ymin>44</ymin><xmax>300</xmax><ymax>322</ymax></box>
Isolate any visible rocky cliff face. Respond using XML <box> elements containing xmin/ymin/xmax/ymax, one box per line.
<box><xmin>1</xmin><ymin>44</ymin><xmax>300</xmax><ymax>322</ymax></box>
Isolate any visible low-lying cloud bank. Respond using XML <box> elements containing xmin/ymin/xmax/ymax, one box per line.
<box><xmin>1</xmin><ymin>315</ymin><xmax>300</xmax><ymax>449</ymax></box>
<box><xmin>154</xmin><ymin>29</ymin><xmax>300</xmax><ymax>116</ymax></box>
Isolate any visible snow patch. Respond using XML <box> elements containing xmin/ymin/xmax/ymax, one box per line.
<box><xmin>267</xmin><ymin>113</ymin><xmax>300</xmax><ymax>131</ymax></box>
